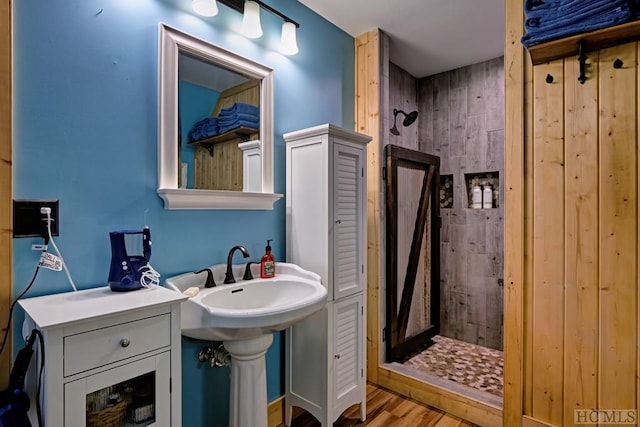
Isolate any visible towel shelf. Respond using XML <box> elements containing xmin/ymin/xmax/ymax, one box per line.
<box><xmin>527</xmin><ymin>19</ymin><xmax>640</xmax><ymax>65</ymax></box>
<box><xmin>188</xmin><ymin>126</ymin><xmax>258</xmax><ymax>157</ymax></box>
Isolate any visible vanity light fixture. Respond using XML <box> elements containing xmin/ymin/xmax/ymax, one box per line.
<box><xmin>192</xmin><ymin>0</ymin><xmax>219</xmax><ymax>17</ymax></box>
<box><xmin>216</xmin><ymin>0</ymin><xmax>300</xmax><ymax>55</ymax></box>
<box><xmin>279</xmin><ymin>21</ymin><xmax>298</xmax><ymax>55</ymax></box>
<box><xmin>241</xmin><ymin>1</ymin><xmax>263</xmax><ymax>39</ymax></box>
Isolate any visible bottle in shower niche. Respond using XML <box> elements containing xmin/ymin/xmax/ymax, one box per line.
<box><xmin>471</xmin><ymin>181</ymin><xmax>482</xmax><ymax>209</ymax></box>
<box><xmin>483</xmin><ymin>182</ymin><xmax>493</xmax><ymax>209</ymax></box>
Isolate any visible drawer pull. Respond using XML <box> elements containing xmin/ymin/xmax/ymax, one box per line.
<box><xmin>120</xmin><ymin>338</ymin><xmax>131</xmax><ymax>348</ymax></box>
<box><xmin>334</xmin><ymin>354</ymin><xmax>340</xmax><ymax>359</ymax></box>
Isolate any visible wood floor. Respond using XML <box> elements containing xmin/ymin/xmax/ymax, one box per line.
<box><xmin>280</xmin><ymin>384</ymin><xmax>479</xmax><ymax>426</ymax></box>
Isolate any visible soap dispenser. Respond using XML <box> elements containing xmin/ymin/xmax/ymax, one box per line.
<box><xmin>483</xmin><ymin>182</ymin><xmax>493</xmax><ymax>209</ymax></box>
<box><xmin>260</xmin><ymin>239</ymin><xmax>276</xmax><ymax>278</ymax></box>
<box><xmin>471</xmin><ymin>180</ymin><xmax>482</xmax><ymax>209</ymax></box>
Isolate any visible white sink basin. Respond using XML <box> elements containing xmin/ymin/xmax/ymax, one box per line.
<box><xmin>166</xmin><ymin>262</ymin><xmax>326</xmax><ymax>427</ymax></box>
<box><xmin>165</xmin><ymin>262</ymin><xmax>327</xmax><ymax>341</ymax></box>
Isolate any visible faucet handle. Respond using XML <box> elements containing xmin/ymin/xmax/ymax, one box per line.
<box><xmin>194</xmin><ymin>268</ymin><xmax>216</xmax><ymax>288</ymax></box>
<box><xmin>242</xmin><ymin>262</ymin><xmax>260</xmax><ymax>281</ymax></box>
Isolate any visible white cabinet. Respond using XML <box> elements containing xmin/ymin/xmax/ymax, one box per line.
<box><xmin>19</xmin><ymin>286</ymin><xmax>187</xmax><ymax>427</ymax></box>
<box><xmin>284</xmin><ymin>124</ymin><xmax>371</xmax><ymax>426</ymax></box>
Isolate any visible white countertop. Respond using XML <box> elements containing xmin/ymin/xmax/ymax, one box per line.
<box><xmin>18</xmin><ymin>285</ymin><xmax>188</xmax><ymax>329</ymax></box>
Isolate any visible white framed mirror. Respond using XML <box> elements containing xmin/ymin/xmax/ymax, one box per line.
<box><xmin>157</xmin><ymin>23</ymin><xmax>282</xmax><ymax>209</ymax></box>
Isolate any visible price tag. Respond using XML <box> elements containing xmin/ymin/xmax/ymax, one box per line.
<box><xmin>38</xmin><ymin>252</ymin><xmax>63</xmax><ymax>271</ymax></box>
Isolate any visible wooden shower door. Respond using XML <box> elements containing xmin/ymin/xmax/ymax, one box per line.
<box><xmin>505</xmin><ymin>26</ymin><xmax>640</xmax><ymax>426</ymax></box>
<box><xmin>384</xmin><ymin>144</ymin><xmax>440</xmax><ymax>362</ymax></box>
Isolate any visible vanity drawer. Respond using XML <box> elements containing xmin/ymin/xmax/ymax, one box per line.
<box><xmin>63</xmin><ymin>314</ymin><xmax>171</xmax><ymax>377</ymax></box>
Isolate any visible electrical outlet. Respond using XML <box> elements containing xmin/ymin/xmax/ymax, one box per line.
<box><xmin>13</xmin><ymin>199</ymin><xmax>59</xmax><ymax>238</ymax></box>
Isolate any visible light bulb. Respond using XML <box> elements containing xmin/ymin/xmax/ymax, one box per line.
<box><xmin>242</xmin><ymin>1</ymin><xmax>263</xmax><ymax>39</ymax></box>
<box><xmin>192</xmin><ymin>0</ymin><xmax>218</xmax><ymax>17</ymax></box>
<box><xmin>279</xmin><ymin>22</ymin><xmax>298</xmax><ymax>55</ymax></box>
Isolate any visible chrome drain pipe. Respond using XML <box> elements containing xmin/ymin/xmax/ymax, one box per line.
<box><xmin>198</xmin><ymin>343</ymin><xmax>231</xmax><ymax>367</ymax></box>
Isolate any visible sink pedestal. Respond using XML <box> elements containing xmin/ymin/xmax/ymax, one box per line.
<box><xmin>224</xmin><ymin>334</ymin><xmax>274</xmax><ymax>427</ymax></box>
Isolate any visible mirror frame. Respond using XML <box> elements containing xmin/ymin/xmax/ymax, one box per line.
<box><xmin>157</xmin><ymin>23</ymin><xmax>282</xmax><ymax>209</ymax></box>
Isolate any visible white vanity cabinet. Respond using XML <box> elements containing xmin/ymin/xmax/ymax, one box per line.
<box><xmin>284</xmin><ymin>124</ymin><xmax>371</xmax><ymax>426</ymax></box>
<box><xmin>18</xmin><ymin>286</ymin><xmax>187</xmax><ymax>427</ymax></box>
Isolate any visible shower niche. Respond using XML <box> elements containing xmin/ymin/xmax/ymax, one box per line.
<box><xmin>440</xmin><ymin>174</ymin><xmax>454</xmax><ymax>209</ymax></box>
<box><xmin>464</xmin><ymin>171</ymin><xmax>500</xmax><ymax>209</ymax></box>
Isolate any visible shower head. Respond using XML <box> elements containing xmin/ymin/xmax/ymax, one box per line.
<box><xmin>402</xmin><ymin>110</ymin><xmax>419</xmax><ymax>126</ymax></box>
<box><xmin>390</xmin><ymin>108</ymin><xmax>418</xmax><ymax>135</ymax></box>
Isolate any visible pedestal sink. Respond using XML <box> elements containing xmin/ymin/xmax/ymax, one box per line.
<box><xmin>165</xmin><ymin>262</ymin><xmax>327</xmax><ymax>427</ymax></box>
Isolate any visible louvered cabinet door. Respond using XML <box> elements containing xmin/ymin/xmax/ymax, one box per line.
<box><xmin>332</xmin><ymin>142</ymin><xmax>365</xmax><ymax>300</ymax></box>
<box><xmin>330</xmin><ymin>293</ymin><xmax>364</xmax><ymax>419</ymax></box>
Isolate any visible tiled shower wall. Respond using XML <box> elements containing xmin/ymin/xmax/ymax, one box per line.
<box><xmin>418</xmin><ymin>57</ymin><xmax>505</xmax><ymax>350</ymax></box>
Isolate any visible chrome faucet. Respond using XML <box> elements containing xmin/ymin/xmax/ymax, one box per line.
<box><xmin>224</xmin><ymin>245</ymin><xmax>250</xmax><ymax>284</ymax></box>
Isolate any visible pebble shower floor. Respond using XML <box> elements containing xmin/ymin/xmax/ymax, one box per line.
<box><xmin>404</xmin><ymin>335</ymin><xmax>503</xmax><ymax>398</ymax></box>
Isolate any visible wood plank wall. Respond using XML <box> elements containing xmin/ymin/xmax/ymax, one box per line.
<box><xmin>388</xmin><ymin>62</ymin><xmax>419</xmax><ymax>149</ymax></box>
<box><xmin>506</xmin><ymin>1</ymin><xmax>640</xmax><ymax>426</ymax></box>
<box><xmin>355</xmin><ymin>29</ymin><xmax>382</xmax><ymax>384</ymax></box>
<box><xmin>388</xmin><ymin>49</ymin><xmax>505</xmax><ymax>352</ymax></box>
<box><xmin>419</xmin><ymin>58</ymin><xmax>505</xmax><ymax>351</ymax></box>
<box><xmin>597</xmin><ymin>42</ymin><xmax>637</xmax><ymax>420</ymax></box>
<box><xmin>563</xmin><ymin>52</ymin><xmax>599</xmax><ymax>425</ymax></box>
<box><xmin>528</xmin><ymin>42</ymin><xmax>638</xmax><ymax>427</ymax></box>
<box><xmin>503</xmin><ymin>0</ymin><xmax>526</xmax><ymax>425</ymax></box>
<box><xmin>0</xmin><ymin>0</ymin><xmax>11</xmax><ymax>388</ymax></box>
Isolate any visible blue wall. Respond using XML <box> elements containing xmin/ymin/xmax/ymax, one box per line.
<box><xmin>12</xmin><ymin>0</ymin><xmax>354</xmax><ymax>425</ymax></box>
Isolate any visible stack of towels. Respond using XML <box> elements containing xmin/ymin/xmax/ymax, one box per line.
<box><xmin>187</xmin><ymin>103</ymin><xmax>260</xmax><ymax>142</ymax></box>
<box><xmin>188</xmin><ymin>117</ymin><xmax>219</xmax><ymax>142</ymax></box>
<box><xmin>522</xmin><ymin>0</ymin><xmax>634</xmax><ymax>47</ymax></box>
<box><xmin>217</xmin><ymin>103</ymin><xmax>260</xmax><ymax>134</ymax></box>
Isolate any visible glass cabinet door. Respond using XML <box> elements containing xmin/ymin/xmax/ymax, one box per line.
<box><xmin>64</xmin><ymin>352</ymin><xmax>170</xmax><ymax>427</ymax></box>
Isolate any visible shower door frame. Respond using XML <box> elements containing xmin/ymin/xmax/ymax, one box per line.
<box><xmin>384</xmin><ymin>144</ymin><xmax>441</xmax><ymax>362</ymax></box>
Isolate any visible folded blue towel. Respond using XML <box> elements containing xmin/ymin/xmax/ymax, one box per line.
<box><xmin>218</xmin><ymin>119</ymin><xmax>260</xmax><ymax>134</ymax></box>
<box><xmin>525</xmin><ymin>0</ymin><xmax>563</xmax><ymax>18</ymax></box>
<box><xmin>188</xmin><ymin>117</ymin><xmax>219</xmax><ymax>142</ymax></box>
<box><xmin>525</xmin><ymin>0</ymin><xmax>628</xmax><ymax>30</ymax></box>
<box><xmin>219</xmin><ymin>103</ymin><xmax>259</xmax><ymax>118</ymax></box>
<box><xmin>522</xmin><ymin>6</ymin><xmax>630</xmax><ymax>46</ymax></box>
<box><xmin>558</xmin><ymin>0</ymin><xmax>624</xmax><ymax>15</ymax></box>
<box><xmin>217</xmin><ymin>113</ymin><xmax>260</xmax><ymax>126</ymax></box>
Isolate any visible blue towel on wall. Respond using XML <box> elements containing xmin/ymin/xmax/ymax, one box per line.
<box><xmin>218</xmin><ymin>103</ymin><xmax>259</xmax><ymax>118</ymax></box>
<box><xmin>522</xmin><ymin>6</ymin><xmax>631</xmax><ymax>46</ymax></box>
<box><xmin>525</xmin><ymin>0</ymin><xmax>628</xmax><ymax>31</ymax></box>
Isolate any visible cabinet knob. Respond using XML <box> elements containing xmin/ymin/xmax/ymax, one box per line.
<box><xmin>334</xmin><ymin>354</ymin><xmax>341</xmax><ymax>359</ymax></box>
<box><xmin>335</xmin><ymin>220</ymin><xmax>342</xmax><ymax>225</ymax></box>
<box><xmin>120</xmin><ymin>338</ymin><xmax>130</xmax><ymax>348</ymax></box>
